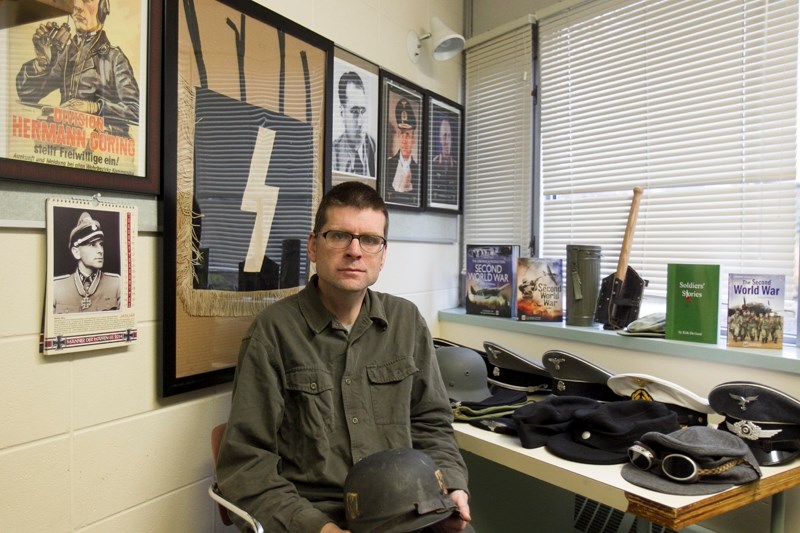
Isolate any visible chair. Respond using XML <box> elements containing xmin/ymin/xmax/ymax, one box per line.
<box><xmin>209</xmin><ymin>423</ymin><xmax>265</xmax><ymax>533</ymax></box>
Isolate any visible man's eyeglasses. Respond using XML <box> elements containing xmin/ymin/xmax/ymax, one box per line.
<box><xmin>317</xmin><ymin>230</ymin><xmax>386</xmax><ymax>254</ymax></box>
<box><xmin>627</xmin><ymin>441</ymin><xmax>745</xmax><ymax>483</ymax></box>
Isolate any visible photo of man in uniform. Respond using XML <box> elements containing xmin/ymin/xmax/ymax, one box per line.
<box><xmin>332</xmin><ymin>70</ymin><xmax>377</xmax><ymax>177</ymax></box>
<box><xmin>430</xmin><ymin>115</ymin><xmax>458</xmax><ymax>205</ymax></box>
<box><xmin>386</xmin><ymin>97</ymin><xmax>420</xmax><ymax>201</ymax></box>
<box><xmin>15</xmin><ymin>0</ymin><xmax>140</xmax><ymax>136</ymax></box>
<box><xmin>53</xmin><ymin>211</ymin><xmax>120</xmax><ymax>314</ymax></box>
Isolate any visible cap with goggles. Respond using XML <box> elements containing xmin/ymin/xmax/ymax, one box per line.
<box><xmin>621</xmin><ymin>426</ymin><xmax>761</xmax><ymax>496</ymax></box>
<box><xmin>628</xmin><ymin>441</ymin><xmax>747</xmax><ymax>483</ymax></box>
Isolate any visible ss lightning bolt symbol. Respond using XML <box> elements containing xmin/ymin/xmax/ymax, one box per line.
<box><xmin>241</xmin><ymin>127</ymin><xmax>279</xmax><ymax>273</ymax></box>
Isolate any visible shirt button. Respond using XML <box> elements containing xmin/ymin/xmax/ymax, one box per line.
<box><xmin>352</xmin><ymin>417</ymin><xmax>359</xmax><ymax>424</ymax></box>
<box><xmin>581</xmin><ymin>431</ymin><xmax>591</xmax><ymax>440</ymax></box>
<box><xmin>345</xmin><ymin>378</ymin><xmax>352</xmax><ymax>385</ymax></box>
<box><xmin>310</xmin><ymin>382</ymin><xmax>317</xmax><ymax>390</ymax></box>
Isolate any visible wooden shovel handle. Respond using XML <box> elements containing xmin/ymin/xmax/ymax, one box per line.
<box><xmin>615</xmin><ymin>187</ymin><xmax>643</xmax><ymax>281</ymax></box>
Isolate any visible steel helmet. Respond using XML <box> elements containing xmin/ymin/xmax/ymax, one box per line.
<box><xmin>344</xmin><ymin>448</ymin><xmax>458</xmax><ymax>533</ymax></box>
<box><xmin>435</xmin><ymin>346</ymin><xmax>492</xmax><ymax>402</ymax></box>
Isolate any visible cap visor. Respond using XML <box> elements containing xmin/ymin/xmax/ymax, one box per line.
<box><xmin>749</xmin><ymin>446</ymin><xmax>800</xmax><ymax>466</ymax></box>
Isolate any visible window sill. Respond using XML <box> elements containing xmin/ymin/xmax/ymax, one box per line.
<box><xmin>438</xmin><ymin>308</ymin><xmax>800</xmax><ymax>376</ymax></box>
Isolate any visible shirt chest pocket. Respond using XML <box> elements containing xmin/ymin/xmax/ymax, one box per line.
<box><xmin>366</xmin><ymin>357</ymin><xmax>418</xmax><ymax>425</ymax></box>
<box><xmin>285</xmin><ymin>368</ymin><xmax>335</xmax><ymax>433</ymax></box>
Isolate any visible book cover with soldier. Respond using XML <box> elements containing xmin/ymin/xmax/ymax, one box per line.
<box><xmin>465</xmin><ymin>244</ymin><xmax>519</xmax><ymax>318</ymax></box>
<box><xmin>665</xmin><ymin>264</ymin><xmax>720</xmax><ymax>344</ymax></box>
<box><xmin>726</xmin><ymin>274</ymin><xmax>785</xmax><ymax>349</ymax></box>
<box><xmin>516</xmin><ymin>257</ymin><xmax>563</xmax><ymax>321</ymax></box>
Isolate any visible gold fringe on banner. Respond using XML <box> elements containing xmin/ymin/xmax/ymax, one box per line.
<box><xmin>174</xmin><ymin>80</ymin><xmax>303</xmax><ymax>318</ymax></box>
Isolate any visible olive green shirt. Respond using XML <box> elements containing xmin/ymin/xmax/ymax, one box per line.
<box><xmin>216</xmin><ymin>276</ymin><xmax>468</xmax><ymax>532</ymax></box>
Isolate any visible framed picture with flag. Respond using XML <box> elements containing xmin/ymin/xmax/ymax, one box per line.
<box><xmin>161</xmin><ymin>0</ymin><xmax>333</xmax><ymax>396</ymax></box>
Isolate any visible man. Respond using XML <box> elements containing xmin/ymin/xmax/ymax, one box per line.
<box><xmin>431</xmin><ymin>117</ymin><xmax>458</xmax><ymax>205</ymax></box>
<box><xmin>386</xmin><ymin>98</ymin><xmax>420</xmax><ymax>200</ymax></box>
<box><xmin>332</xmin><ymin>71</ymin><xmax>377</xmax><ymax>177</ymax></box>
<box><xmin>16</xmin><ymin>0</ymin><xmax>140</xmax><ymax>135</ymax></box>
<box><xmin>216</xmin><ymin>182</ymin><xmax>472</xmax><ymax>532</ymax></box>
<box><xmin>53</xmin><ymin>211</ymin><xmax>120</xmax><ymax>313</ymax></box>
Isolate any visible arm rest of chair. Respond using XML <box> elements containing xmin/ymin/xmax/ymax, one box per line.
<box><xmin>209</xmin><ymin>482</ymin><xmax>265</xmax><ymax>533</ymax></box>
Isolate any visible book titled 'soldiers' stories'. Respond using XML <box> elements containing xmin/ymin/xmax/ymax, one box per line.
<box><xmin>665</xmin><ymin>263</ymin><xmax>720</xmax><ymax>344</ymax></box>
<box><xmin>726</xmin><ymin>274</ymin><xmax>785</xmax><ymax>349</ymax></box>
<box><xmin>465</xmin><ymin>245</ymin><xmax>519</xmax><ymax>318</ymax></box>
<box><xmin>516</xmin><ymin>257</ymin><xmax>563</xmax><ymax>321</ymax></box>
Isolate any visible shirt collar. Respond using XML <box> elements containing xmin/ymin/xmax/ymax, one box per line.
<box><xmin>298</xmin><ymin>275</ymin><xmax>388</xmax><ymax>335</ymax></box>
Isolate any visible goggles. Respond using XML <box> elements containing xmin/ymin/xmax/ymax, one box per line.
<box><xmin>627</xmin><ymin>441</ymin><xmax>745</xmax><ymax>483</ymax></box>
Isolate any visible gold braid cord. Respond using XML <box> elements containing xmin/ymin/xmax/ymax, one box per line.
<box><xmin>697</xmin><ymin>458</ymin><xmax>746</xmax><ymax>477</ymax></box>
<box><xmin>175</xmin><ymin>79</ymin><xmax>304</xmax><ymax>317</ymax></box>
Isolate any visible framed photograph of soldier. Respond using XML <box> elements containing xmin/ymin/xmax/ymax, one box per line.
<box><xmin>378</xmin><ymin>72</ymin><xmax>425</xmax><ymax>210</ymax></box>
<box><xmin>0</xmin><ymin>0</ymin><xmax>163</xmax><ymax>194</ymax></box>
<box><xmin>42</xmin><ymin>197</ymin><xmax>138</xmax><ymax>355</ymax></box>
<box><xmin>161</xmin><ymin>0</ymin><xmax>333</xmax><ymax>396</ymax></box>
<box><xmin>426</xmin><ymin>94</ymin><xmax>463</xmax><ymax>213</ymax></box>
<box><xmin>330</xmin><ymin>48</ymin><xmax>379</xmax><ymax>190</ymax></box>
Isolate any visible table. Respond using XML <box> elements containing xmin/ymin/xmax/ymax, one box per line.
<box><xmin>454</xmin><ymin>423</ymin><xmax>800</xmax><ymax>532</ymax></box>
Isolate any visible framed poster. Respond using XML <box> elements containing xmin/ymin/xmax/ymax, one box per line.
<box><xmin>426</xmin><ymin>94</ymin><xmax>463</xmax><ymax>213</ymax></box>
<box><xmin>330</xmin><ymin>48</ymin><xmax>379</xmax><ymax>190</ymax></box>
<box><xmin>1</xmin><ymin>0</ymin><xmax>162</xmax><ymax>194</ymax></box>
<box><xmin>162</xmin><ymin>0</ymin><xmax>333</xmax><ymax>396</ymax></box>
<box><xmin>378</xmin><ymin>72</ymin><xmax>424</xmax><ymax>210</ymax></box>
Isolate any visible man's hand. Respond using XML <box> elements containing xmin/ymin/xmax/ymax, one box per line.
<box><xmin>432</xmin><ymin>489</ymin><xmax>472</xmax><ymax>533</ymax></box>
<box><xmin>62</xmin><ymin>99</ymin><xmax>101</xmax><ymax>115</ymax></box>
<box><xmin>320</xmin><ymin>522</ymin><xmax>350</xmax><ymax>533</ymax></box>
<box><xmin>32</xmin><ymin>22</ymin><xmax>59</xmax><ymax>71</ymax></box>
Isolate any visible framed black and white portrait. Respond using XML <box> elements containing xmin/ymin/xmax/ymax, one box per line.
<box><xmin>331</xmin><ymin>49</ymin><xmax>379</xmax><ymax>189</ymax></box>
<box><xmin>426</xmin><ymin>95</ymin><xmax>463</xmax><ymax>213</ymax></box>
<box><xmin>378</xmin><ymin>72</ymin><xmax>424</xmax><ymax>210</ymax></box>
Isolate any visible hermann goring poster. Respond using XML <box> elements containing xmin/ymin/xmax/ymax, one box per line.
<box><xmin>2</xmin><ymin>0</ymin><xmax>148</xmax><ymax>177</ymax></box>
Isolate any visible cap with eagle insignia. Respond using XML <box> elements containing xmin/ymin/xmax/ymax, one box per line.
<box><xmin>541</xmin><ymin>349</ymin><xmax>620</xmax><ymax>402</ymax></box>
<box><xmin>69</xmin><ymin>212</ymin><xmax>104</xmax><ymax>248</ymax></box>
<box><xmin>395</xmin><ymin>98</ymin><xmax>417</xmax><ymax>130</ymax></box>
<box><xmin>482</xmin><ymin>341</ymin><xmax>552</xmax><ymax>394</ymax></box>
<box><xmin>709</xmin><ymin>381</ymin><xmax>800</xmax><ymax>466</ymax></box>
<box><xmin>607</xmin><ymin>373</ymin><xmax>714</xmax><ymax>426</ymax></box>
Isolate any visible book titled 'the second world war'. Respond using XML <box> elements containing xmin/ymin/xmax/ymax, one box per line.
<box><xmin>465</xmin><ymin>244</ymin><xmax>519</xmax><ymax>318</ymax></box>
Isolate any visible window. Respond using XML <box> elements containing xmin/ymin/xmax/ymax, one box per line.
<box><xmin>463</xmin><ymin>20</ymin><xmax>536</xmax><ymax>254</ymax></box>
<box><xmin>537</xmin><ymin>0</ymin><xmax>798</xmax><ymax>325</ymax></box>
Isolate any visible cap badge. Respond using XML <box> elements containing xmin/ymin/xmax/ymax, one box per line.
<box><xmin>729</xmin><ymin>393</ymin><xmax>759</xmax><ymax>411</ymax></box>
<box><xmin>631</xmin><ymin>388</ymin><xmax>654</xmax><ymax>401</ymax></box>
<box><xmin>557</xmin><ymin>380</ymin><xmax>566</xmax><ymax>392</ymax></box>
<box><xmin>492</xmin><ymin>367</ymin><xmax>501</xmax><ymax>377</ymax></box>
<box><xmin>548</xmin><ymin>356</ymin><xmax>565</xmax><ymax>370</ymax></box>
<box><xmin>726</xmin><ymin>419</ymin><xmax>781</xmax><ymax>440</ymax></box>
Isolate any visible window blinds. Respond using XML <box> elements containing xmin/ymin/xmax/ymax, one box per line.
<box><xmin>538</xmin><ymin>0</ymin><xmax>798</xmax><ymax>301</ymax></box>
<box><xmin>463</xmin><ymin>22</ymin><xmax>536</xmax><ymax>254</ymax></box>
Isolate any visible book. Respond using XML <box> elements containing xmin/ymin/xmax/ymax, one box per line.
<box><xmin>516</xmin><ymin>257</ymin><xmax>563</xmax><ymax>321</ymax></box>
<box><xmin>465</xmin><ymin>245</ymin><xmax>519</xmax><ymax>318</ymax></box>
<box><xmin>665</xmin><ymin>264</ymin><xmax>720</xmax><ymax>344</ymax></box>
<box><xmin>726</xmin><ymin>274</ymin><xmax>785</xmax><ymax>349</ymax></box>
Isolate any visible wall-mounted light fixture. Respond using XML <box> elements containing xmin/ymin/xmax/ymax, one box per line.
<box><xmin>407</xmin><ymin>16</ymin><xmax>465</xmax><ymax>64</ymax></box>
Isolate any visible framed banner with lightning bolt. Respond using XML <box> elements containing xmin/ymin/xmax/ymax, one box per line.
<box><xmin>161</xmin><ymin>0</ymin><xmax>333</xmax><ymax>396</ymax></box>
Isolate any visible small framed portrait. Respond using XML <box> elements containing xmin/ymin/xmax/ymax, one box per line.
<box><xmin>331</xmin><ymin>49</ymin><xmax>379</xmax><ymax>189</ymax></box>
<box><xmin>426</xmin><ymin>95</ymin><xmax>463</xmax><ymax>213</ymax></box>
<box><xmin>378</xmin><ymin>72</ymin><xmax>424</xmax><ymax>210</ymax></box>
